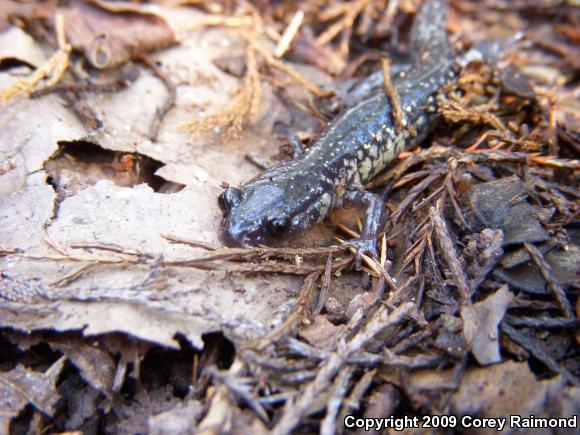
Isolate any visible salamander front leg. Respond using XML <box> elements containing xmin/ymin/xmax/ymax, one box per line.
<box><xmin>338</xmin><ymin>187</ymin><xmax>387</xmax><ymax>269</ymax></box>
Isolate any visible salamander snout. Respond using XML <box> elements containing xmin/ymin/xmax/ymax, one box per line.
<box><xmin>218</xmin><ymin>187</ymin><xmax>250</xmax><ymax>247</ymax></box>
<box><xmin>219</xmin><ymin>212</ymin><xmax>292</xmax><ymax>247</ymax></box>
<box><xmin>217</xmin><ymin>185</ymin><xmax>295</xmax><ymax>247</ymax></box>
<box><xmin>218</xmin><ymin>218</ymin><xmax>252</xmax><ymax>247</ymax></box>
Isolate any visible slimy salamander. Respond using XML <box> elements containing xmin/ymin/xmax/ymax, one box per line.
<box><xmin>218</xmin><ymin>0</ymin><xmax>456</xmax><ymax>262</ymax></box>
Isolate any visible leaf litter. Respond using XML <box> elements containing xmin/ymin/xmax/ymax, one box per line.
<box><xmin>0</xmin><ymin>0</ymin><xmax>579</xmax><ymax>433</ymax></box>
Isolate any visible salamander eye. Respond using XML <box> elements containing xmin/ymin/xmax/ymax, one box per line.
<box><xmin>266</xmin><ymin>217</ymin><xmax>290</xmax><ymax>238</ymax></box>
<box><xmin>218</xmin><ymin>187</ymin><xmax>242</xmax><ymax>214</ymax></box>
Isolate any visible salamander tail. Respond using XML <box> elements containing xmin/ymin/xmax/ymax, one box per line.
<box><xmin>410</xmin><ymin>0</ymin><xmax>453</xmax><ymax>60</ymax></box>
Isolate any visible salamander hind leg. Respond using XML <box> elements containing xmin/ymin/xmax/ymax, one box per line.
<box><xmin>337</xmin><ymin>186</ymin><xmax>388</xmax><ymax>269</ymax></box>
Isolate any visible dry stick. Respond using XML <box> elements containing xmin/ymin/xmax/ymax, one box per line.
<box><xmin>444</xmin><ymin>172</ymin><xmax>469</xmax><ymax>228</ymax></box>
<box><xmin>502</xmin><ymin>322</ymin><xmax>579</xmax><ymax>386</ymax></box>
<box><xmin>394</xmin><ymin>168</ymin><xmax>435</xmax><ymax>189</ymax></box>
<box><xmin>16</xmin><ymin>244</ymin><xmax>348</xmax><ymax>286</ymax></box>
<box><xmin>210</xmin><ymin>367</ymin><xmax>269</xmax><ymax>422</ymax></box>
<box><xmin>30</xmin><ymin>79</ymin><xmax>129</xmax><ymax>97</ymax></box>
<box><xmin>391</xmin><ymin>171</ymin><xmax>443</xmax><ymax>223</ymax></box>
<box><xmin>173</xmin><ymin>243</ymin><xmax>341</xmax><ymax>260</ymax></box>
<box><xmin>274</xmin><ymin>10</ymin><xmax>305</xmax><ymax>58</ymax></box>
<box><xmin>162</xmin><ymin>234</ymin><xmax>217</xmax><ymax>251</ymax></box>
<box><xmin>248</xmin><ymin>272</ymin><xmax>319</xmax><ymax>351</ymax></box>
<box><xmin>163</xmin><ymin>243</ymin><xmax>342</xmax><ymax>263</ymax></box>
<box><xmin>439</xmin><ymin>99</ymin><xmax>509</xmax><ymax>131</ymax></box>
<box><xmin>320</xmin><ymin>366</ymin><xmax>355</xmax><ymax>435</ymax></box>
<box><xmin>381</xmin><ymin>57</ymin><xmax>405</xmax><ymax>134</ymax></box>
<box><xmin>429</xmin><ymin>205</ymin><xmax>471</xmax><ymax>302</ymax></box>
<box><xmin>314</xmin><ymin>254</ymin><xmax>333</xmax><ymax>314</ymax></box>
<box><xmin>68</xmin><ymin>242</ymin><xmax>148</xmax><ymax>257</ymax></box>
<box><xmin>528</xmin><ymin>155</ymin><xmax>580</xmax><ymax>169</ymax></box>
<box><xmin>337</xmin><ymin>236</ymin><xmax>399</xmax><ymax>292</ymax></box>
<box><xmin>375</xmin><ymin>235</ymin><xmax>387</xmax><ymax>299</ymax></box>
<box><xmin>49</xmin><ymin>263</ymin><xmax>101</xmax><ymax>288</ymax></box>
<box><xmin>505</xmin><ymin>316</ymin><xmax>580</xmax><ymax>329</ymax></box>
<box><xmin>185</xmin><ymin>15</ymin><xmax>253</xmax><ymax>29</ymax></box>
<box><xmin>366</xmin><ymin>146</ymin><xmax>451</xmax><ymax>189</ymax></box>
<box><xmin>272</xmin><ymin>302</ymin><xmax>415</xmax><ymax>435</ymax></box>
<box><xmin>317</xmin><ymin>0</ymin><xmax>372</xmax><ymax>56</ymax></box>
<box><xmin>523</xmin><ymin>242</ymin><xmax>574</xmax><ymax>318</ymax></box>
<box><xmin>167</xmin><ymin>257</ymin><xmax>351</xmax><ymax>275</ymax></box>
<box><xmin>338</xmin><ymin>368</ymin><xmax>376</xmax><ymax>424</ymax></box>
<box><xmin>470</xmin><ymin>229</ymin><xmax>503</xmax><ymax>292</ymax></box>
<box><xmin>253</xmin><ymin>44</ymin><xmax>332</xmax><ymax>98</ymax></box>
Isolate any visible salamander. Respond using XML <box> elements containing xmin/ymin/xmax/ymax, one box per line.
<box><xmin>218</xmin><ymin>0</ymin><xmax>456</xmax><ymax>263</ymax></box>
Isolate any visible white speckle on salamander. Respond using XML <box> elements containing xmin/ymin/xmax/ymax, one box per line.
<box><xmin>359</xmin><ymin>158</ymin><xmax>373</xmax><ymax>180</ymax></box>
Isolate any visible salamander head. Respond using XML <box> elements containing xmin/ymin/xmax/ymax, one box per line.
<box><xmin>218</xmin><ymin>168</ymin><xmax>334</xmax><ymax>247</ymax></box>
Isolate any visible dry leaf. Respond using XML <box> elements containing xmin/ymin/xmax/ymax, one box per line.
<box><xmin>0</xmin><ymin>0</ymin><xmax>56</xmax><ymax>33</ymax></box>
<box><xmin>62</xmin><ymin>0</ymin><xmax>175</xmax><ymax>69</ymax></box>
<box><xmin>300</xmin><ymin>314</ymin><xmax>345</xmax><ymax>351</ymax></box>
<box><xmin>461</xmin><ymin>285</ymin><xmax>514</xmax><ymax>365</ymax></box>
<box><xmin>148</xmin><ymin>400</ymin><xmax>204</xmax><ymax>435</ymax></box>
<box><xmin>0</xmin><ymin>357</ymin><xmax>66</xmax><ymax>432</ymax></box>
<box><xmin>50</xmin><ymin>341</ymin><xmax>115</xmax><ymax>395</ymax></box>
<box><xmin>449</xmin><ymin>361</ymin><xmax>580</xmax><ymax>435</ymax></box>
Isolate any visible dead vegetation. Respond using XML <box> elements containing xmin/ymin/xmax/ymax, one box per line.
<box><xmin>0</xmin><ymin>0</ymin><xmax>579</xmax><ymax>434</ymax></box>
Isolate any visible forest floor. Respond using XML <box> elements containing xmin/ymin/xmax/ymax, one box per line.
<box><xmin>0</xmin><ymin>0</ymin><xmax>578</xmax><ymax>433</ymax></box>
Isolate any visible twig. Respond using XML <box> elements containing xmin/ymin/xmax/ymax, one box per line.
<box><xmin>253</xmin><ymin>43</ymin><xmax>333</xmax><ymax>98</ymax></box>
<box><xmin>505</xmin><ymin>316</ymin><xmax>580</xmax><ymax>330</ymax></box>
<box><xmin>470</xmin><ymin>229</ymin><xmax>504</xmax><ymax>293</ymax></box>
<box><xmin>439</xmin><ymin>99</ymin><xmax>509</xmax><ymax>132</ymax></box>
<box><xmin>274</xmin><ymin>10</ymin><xmax>305</xmax><ymax>58</ymax></box>
<box><xmin>210</xmin><ymin>367</ymin><xmax>269</xmax><ymax>423</ymax></box>
<box><xmin>185</xmin><ymin>15</ymin><xmax>254</xmax><ymax>30</ymax></box>
<box><xmin>366</xmin><ymin>146</ymin><xmax>450</xmax><ymax>189</ymax></box>
<box><xmin>161</xmin><ymin>234</ymin><xmax>217</xmax><ymax>250</ymax></box>
<box><xmin>49</xmin><ymin>263</ymin><xmax>101</xmax><ymax>287</ymax></box>
<box><xmin>314</xmin><ymin>254</ymin><xmax>333</xmax><ymax>314</ymax></box>
<box><xmin>272</xmin><ymin>303</ymin><xmax>415</xmax><ymax>435</ymax></box>
<box><xmin>166</xmin><ymin>257</ymin><xmax>351</xmax><ymax>275</ymax></box>
<box><xmin>502</xmin><ymin>322</ymin><xmax>579</xmax><ymax>386</ymax></box>
<box><xmin>320</xmin><ymin>366</ymin><xmax>354</xmax><ymax>435</ymax></box>
<box><xmin>339</xmin><ymin>369</ymin><xmax>376</xmax><ymax>424</ymax></box>
<box><xmin>391</xmin><ymin>171</ymin><xmax>444</xmax><ymax>223</ymax></box>
<box><xmin>247</xmin><ymin>273</ymin><xmax>319</xmax><ymax>351</ymax></box>
<box><xmin>336</xmin><ymin>236</ymin><xmax>398</xmax><ymax>291</ymax></box>
<box><xmin>523</xmin><ymin>242</ymin><xmax>574</xmax><ymax>318</ymax></box>
<box><xmin>381</xmin><ymin>57</ymin><xmax>405</xmax><ymax>134</ymax></box>
<box><xmin>429</xmin><ymin>205</ymin><xmax>471</xmax><ymax>302</ymax></box>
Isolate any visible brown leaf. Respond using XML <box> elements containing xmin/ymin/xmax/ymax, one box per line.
<box><xmin>0</xmin><ymin>357</ymin><xmax>66</xmax><ymax>428</ymax></box>
<box><xmin>0</xmin><ymin>0</ymin><xmax>56</xmax><ymax>33</ymax></box>
<box><xmin>299</xmin><ymin>315</ymin><xmax>345</xmax><ymax>351</ymax></box>
<box><xmin>51</xmin><ymin>342</ymin><xmax>115</xmax><ymax>396</ymax></box>
<box><xmin>148</xmin><ymin>400</ymin><xmax>203</xmax><ymax>435</ymax></box>
<box><xmin>449</xmin><ymin>361</ymin><xmax>579</xmax><ymax>435</ymax></box>
<box><xmin>61</xmin><ymin>0</ymin><xmax>175</xmax><ymax>69</ymax></box>
<box><xmin>461</xmin><ymin>285</ymin><xmax>514</xmax><ymax>365</ymax></box>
